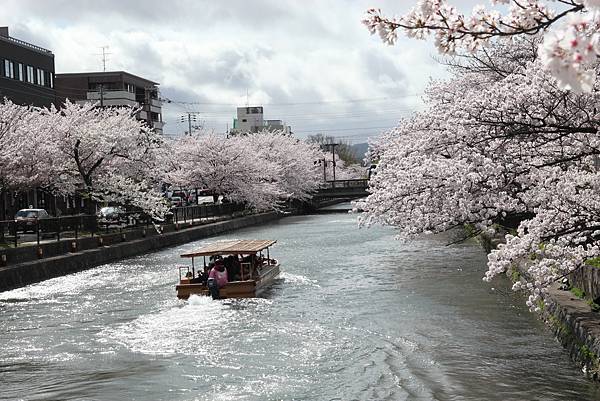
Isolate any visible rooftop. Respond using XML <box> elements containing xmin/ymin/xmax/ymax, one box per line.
<box><xmin>0</xmin><ymin>26</ymin><xmax>53</xmax><ymax>56</ymax></box>
<box><xmin>55</xmin><ymin>71</ymin><xmax>159</xmax><ymax>86</ymax></box>
<box><xmin>180</xmin><ymin>240</ymin><xmax>277</xmax><ymax>257</ymax></box>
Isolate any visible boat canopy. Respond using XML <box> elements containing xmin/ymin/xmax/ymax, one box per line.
<box><xmin>180</xmin><ymin>240</ymin><xmax>277</xmax><ymax>258</ymax></box>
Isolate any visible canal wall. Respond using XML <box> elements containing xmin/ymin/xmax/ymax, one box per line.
<box><xmin>543</xmin><ymin>286</ymin><xmax>600</xmax><ymax>379</ymax></box>
<box><xmin>0</xmin><ymin>211</ymin><xmax>282</xmax><ymax>292</ymax></box>
<box><xmin>480</xmin><ymin>230</ymin><xmax>600</xmax><ymax>381</ymax></box>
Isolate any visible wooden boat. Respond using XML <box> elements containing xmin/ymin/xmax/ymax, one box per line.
<box><xmin>176</xmin><ymin>239</ymin><xmax>280</xmax><ymax>299</ymax></box>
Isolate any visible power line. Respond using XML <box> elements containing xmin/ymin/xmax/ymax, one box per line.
<box><xmin>277</xmin><ymin>125</ymin><xmax>394</xmax><ymax>133</ymax></box>
<box><xmin>180</xmin><ymin>111</ymin><xmax>202</xmax><ymax>135</ymax></box>
<box><xmin>160</xmin><ymin>93</ymin><xmax>423</xmax><ymax>107</ymax></box>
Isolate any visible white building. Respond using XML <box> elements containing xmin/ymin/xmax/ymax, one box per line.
<box><xmin>231</xmin><ymin>106</ymin><xmax>292</xmax><ymax>135</ymax></box>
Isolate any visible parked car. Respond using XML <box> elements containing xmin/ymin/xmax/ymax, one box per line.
<box><xmin>14</xmin><ymin>208</ymin><xmax>50</xmax><ymax>233</ymax></box>
<box><xmin>96</xmin><ymin>206</ymin><xmax>126</xmax><ymax>225</ymax></box>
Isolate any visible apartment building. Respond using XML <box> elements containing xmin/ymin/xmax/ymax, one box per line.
<box><xmin>55</xmin><ymin>71</ymin><xmax>163</xmax><ymax>134</ymax></box>
<box><xmin>0</xmin><ymin>26</ymin><xmax>56</xmax><ymax>108</ymax></box>
<box><xmin>231</xmin><ymin>106</ymin><xmax>292</xmax><ymax>135</ymax></box>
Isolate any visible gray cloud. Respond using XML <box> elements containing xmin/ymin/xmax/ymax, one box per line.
<box><xmin>2</xmin><ymin>0</ymin><xmax>461</xmax><ymax>141</ymax></box>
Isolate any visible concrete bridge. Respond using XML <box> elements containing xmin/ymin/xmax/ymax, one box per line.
<box><xmin>313</xmin><ymin>179</ymin><xmax>369</xmax><ymax>200</ymax></box>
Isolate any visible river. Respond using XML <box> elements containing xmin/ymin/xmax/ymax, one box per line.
<box><xmin>1</xmin><ymin>208</ymin><xmax>599</xmax><ymax>401</ymax></box>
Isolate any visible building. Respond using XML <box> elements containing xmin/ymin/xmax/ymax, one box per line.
<box><xmin>54</xmin><ymin>71</ymin><xmax>164</xmax><ymax>134</ymax></box>
<box><xmin>0</xmin><ymin>26</ymin><xmax>56</xmax><ymax>108</ymax></box>
<box><xmin>230</xmin><ymin>106</ymin><xmax>292</xmax><ymax>135</ymax></box>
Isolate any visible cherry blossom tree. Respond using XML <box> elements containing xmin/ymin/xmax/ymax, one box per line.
<box><xmin>166</xmin><ymin>131</ymin><xmax>323</xmax><ymax>210</ymax></box>
<box><xmin>358</xmin><ymin>36</ymin><xmax>600</xmax><ymax>310</ymax></box>
<box><xmin>245</xmin><ymin>131</ymin><xmax>323</xmax><ymax>201</ymax></box>
<box><xmin>45</xmin><ymin>101</ymin><xmax>168</xmax><ymax>217</ymax></box>
<box><xmin>166</xmin><ymin>133</ymin><xmax>284</xmax><ymax>210</ymax></box>
<box><xmin>0</xmin><ymin>100</ymin><xmax>53</xmax><ymax>193</ymax></box>
<box><xmin>363</xmin><ymin>1</ymin><xmax>600</xmax><ymax>92</ymax></box>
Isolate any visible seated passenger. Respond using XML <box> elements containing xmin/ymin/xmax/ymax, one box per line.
<box><xmin>190</xmin><ymin>270</ymin><xmax>207</xmax><ymax>284</ymax></box>
<box><xmin>225</xmin><ymin>256</ymin><xmax>241</xmax><ymax>281</ymax></box>
<box><xmin>208</xmin><ymin>260</ymin><xmax>228</xmax><ymax>288</ymax></box>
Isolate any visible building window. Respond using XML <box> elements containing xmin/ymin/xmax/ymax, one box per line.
<box><xmin>26</xmin><ymin>66</ymin><xmax>34</xmax><ymax>84</ymax></box>
<box><xmin>17</xmin><ymin>63</ymin><xmax>23</xmax><ymax>81</ymax></box>
<box><xmin>37</xmin><ymin>69</ymin><xmax>45</xmax><ymax>86</ymax></box>
<box><xmin>4</xmin><ymin>60</ymin><xmax>14</xmax><ymax>78</ymax></box>
<box><xmin>126</xmin><ymin>83</ymin><xmax>134</xmax><ymax>93</ymax></box>
<box><xmin>49</xmin><ymin>72</ymin><xmax>53</xmax><ymax>88</ymax></box>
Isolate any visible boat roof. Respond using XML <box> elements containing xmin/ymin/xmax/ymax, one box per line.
<box><xmin>180</xmin><ymin>240</ymin><xmax>277</xmax><ymax>258</ymax></box>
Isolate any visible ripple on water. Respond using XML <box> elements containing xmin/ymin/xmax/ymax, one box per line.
<box><xmin>2</xmin><ymin>210</ymin><xmax>600</xmax><ymax>401</ymax></box>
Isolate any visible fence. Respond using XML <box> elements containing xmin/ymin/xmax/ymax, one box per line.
<box><xmin>0</xmin><ymin>203</ymin><xmax>247</xmax><ymax>248</ymax></box>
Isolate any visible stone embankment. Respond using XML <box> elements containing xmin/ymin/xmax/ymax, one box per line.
<box><xmin>479</xmin><ymin>231</ymin><xmax>600</xmax><ymax>380</ymax></box>
<box><xmin>0</xmin><ymin>212</ymin><xmax>281</xmax><ymax>292</ymax></box>
<box><xmin>544</xmin><ymin>286</ymin><xmax>600</xmax><ymax>379</ymax></box>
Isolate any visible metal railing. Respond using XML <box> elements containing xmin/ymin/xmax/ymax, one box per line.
<box><xmin>0</xmin><ymin>203</ymin><xmax>247</xmax><ymax>248</ymax></box>
<box><xmin>171</xmin><ymin>202</ymin><xmax>245</xmax><ymax>224</ymax></box>
<box><xmin>322</xmin><ymin>179</ymin><xmax>369</xmax><ymax>189</ymax></box>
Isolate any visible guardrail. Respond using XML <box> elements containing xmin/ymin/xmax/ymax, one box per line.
<box><xmin>0</xmin><ymin>203</ymin><xmax>247</xmax><ymax>248</ymax></box>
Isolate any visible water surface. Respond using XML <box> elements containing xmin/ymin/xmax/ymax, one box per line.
<box><xmin>1</xmin><ymin>210</ymin><xmax>598</xmax><ymax>400</ymax></box>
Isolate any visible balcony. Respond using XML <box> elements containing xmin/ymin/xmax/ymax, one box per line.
<box><xmin>86</xmin><ymin>90</ymin><xmax>138</xmax><ymax>107</ymax></box>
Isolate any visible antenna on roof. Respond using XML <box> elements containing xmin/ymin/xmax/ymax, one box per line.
<box><xmin>98</xmin><ymin>45</ymin><xmax>111</xmax><ymax>72</ymax></box>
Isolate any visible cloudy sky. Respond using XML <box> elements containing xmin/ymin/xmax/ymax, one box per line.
<box><xmin>3</xmin><ymin>0</ymin><xmax>480</xmax><ymax>143</ymax></box>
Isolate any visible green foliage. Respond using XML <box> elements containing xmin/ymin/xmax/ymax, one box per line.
<box><xmin>585</xmin><ymin>257</ymin><xmax>600</xmax><ymax>269</ymax></box>
<box><xmin>581</xmin><ymin>345</ymin><xmax>597</xmax><ymax>361</ymax></box>
<box><xmin>586</xmin><ymin>299</ymin><xmax>600</xmax><ymax>312</ymax></box>
<box><xmin>537</xmin><ymin>299</ymin><xmax>545</xmax><ymax>311</ymax></box>
<box><xmin>510</xmin><ymin>269</ymin><xmax>521</xmax><ymax>283</ymax></box>
<box><xmin>463</xmin><ymin>224</ymin><xmax>477</xmax><ymax>237</ymax></box>
<box><xmin>570</xmin><ymin>287</ymin><xmax>586</xmax><ymax>299</ymax></box>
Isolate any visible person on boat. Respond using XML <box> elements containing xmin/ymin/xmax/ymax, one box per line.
<box><xmin>224</xmin><ymin>255</ymin><xmax>241</xmax><ymax>281</ymax></box>
<box><xmin>190</xmin><ymin>269</ymin><xmax>207</xmax><ymax>284</ymax></box>
<box><xmin>208</xmin><ymin>259</ymin><xmax>228</xmax><ymax>288</ymax></box>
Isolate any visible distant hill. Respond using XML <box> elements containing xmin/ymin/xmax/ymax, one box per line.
<box><xmin>351</xmin><ymin>143</ymin><xmax>369</xmax><ymax>161</ymax></box>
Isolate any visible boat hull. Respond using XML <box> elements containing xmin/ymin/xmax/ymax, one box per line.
<box><xmin>176</xmin><ymin>264</ymin><xmax>280</xmax><ymax>300</ymax></box>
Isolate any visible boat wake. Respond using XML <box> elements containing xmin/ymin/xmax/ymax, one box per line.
<box><xmin>279</xmin><ymin>272</ymin><xmax>320</xmax><ymax>288</ymax></box>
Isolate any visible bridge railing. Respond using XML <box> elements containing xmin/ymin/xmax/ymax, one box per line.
<box><xmin>321</xmin><ymin>179</ymin><xmax>368</xmax><ymax>189</ymax></box>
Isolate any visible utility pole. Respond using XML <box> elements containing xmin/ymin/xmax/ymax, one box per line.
<box><xmin>324</xmin><ymin>143</ymin><xmax>338</xmax><ymax>182</ymax></box>
<box><xmin>95</xmin><ymin>46</ymin><xmax>111</xmax><ymax>108</ymax></box>
<box><xmin>180</xmin><ymin>112</ymin><xmax>201</xmax><ymax>135</ymax></box>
